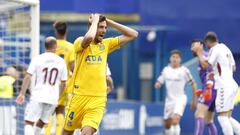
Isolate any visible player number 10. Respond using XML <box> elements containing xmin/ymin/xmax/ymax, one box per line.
<box><xmin>42</xmin><ymin>67</ymin><xmax>59</xmax><ymax>85</ymax></box>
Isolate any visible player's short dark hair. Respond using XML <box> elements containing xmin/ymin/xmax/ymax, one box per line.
<box><xmin>88</xmin><ymin>15</ymin><xmax>106</xmax><ymax>27</ymax></box>
<box><xmin>204</xmin><ymin>32</ymin><xmax>218</xmax><ymax>43</ymax></box>
<box><xmin>45</xmin><ymin>37</ymin><xmax>57</xmax><ymax>50</ymax></box>
<box><xmin>53</xmin><ymin>21</ymin><xmax>67</xmax><ymax>36</ymax></box>
<box><xmin>170</xmin><ymin>49</ymin><xmax>182</xmax><ymax>57</ymax></box>
<box><xmin>192</xmin><ymin>39</ymin><xmax>204</xmax><ymax>44</ymax></box>
<box><xmin>192</xmin><ymin>39</ymin><xmax>205</xmax><ymax>46</ymax></box>
<box><xmin>99</xmin><ymin>15</ymin><xmax>106</xmax><ymax>23</ymax></box>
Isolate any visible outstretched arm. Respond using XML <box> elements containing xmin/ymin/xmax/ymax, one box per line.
<box><xmin>106</xmin><ymin>18</ymin><xmax>138</xmax><ymax>47</ymax></box>
<box><xmin>16</xmin><ymin>73</ymin><xmax>31</xmax><ymax>104</ymax></box>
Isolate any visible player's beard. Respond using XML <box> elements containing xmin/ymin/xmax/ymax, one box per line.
<box><xmin>95</xmin><ymin>35</ymin><xmax>104</xmax><ymax>43</ymax></box>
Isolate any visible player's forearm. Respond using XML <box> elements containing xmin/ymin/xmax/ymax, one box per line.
<box><xmin>106</xmin><ymin>19</ymin><xmax>138</xmax><ymax>39</ymax></box>
<box><xmin>19</xmin><ymin>75</ymin><xmax>31</xmax><ymax>95</ymax></box>
<box><xmin>107</xmin><ymin>77</ymin><xmax>114</xmax><ymax>90</ymax></box>
<box><xmin>81</xmin><ymin>21</ymin><xmax>98</xmax><ymax>48</ymax></box>
<box><xmin>191</xmin><ymin>82</ymin><xmax>197</xmax><ymax>100</ymax></box>
<box><xmin>197</xmin><ymin>53</ymin><xmax>209</xmax><ymax>69</ymax></box>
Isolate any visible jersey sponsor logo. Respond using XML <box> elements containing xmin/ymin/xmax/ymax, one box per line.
<box><xmin>86</xmin><ymin>55</ymin><xmax>103</xmax><ymax>63</ymax></box>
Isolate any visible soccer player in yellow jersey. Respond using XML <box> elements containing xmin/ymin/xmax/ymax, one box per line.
<box><xmin>45</xmin><ymin>21</ymin><xmax>75</xmax><ymax>135</ymax></box>
<box><xmin>62</xmin><ymin>14</ymin><xmax>138</xmax><ymax>135</ymax></box>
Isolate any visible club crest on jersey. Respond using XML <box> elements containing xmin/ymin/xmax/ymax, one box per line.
<box><xmin>99</xmin><ymin>44</ymin><xmax>105</xmax><ymax>51</ymax></box>
<box><xmin>86</xmin><ymin>55</ymin><xmax>102</xmax><ymax>63</ymax></box>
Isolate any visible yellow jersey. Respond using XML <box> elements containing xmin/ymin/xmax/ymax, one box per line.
<box><xmin>55</xmin><ymin>39</ymin><xmax>74</xmax><ymax>78</ymax></box>
<box><xmin>71</xmin><ymin>37</ymin><xmax>119</xmax><ymax>97</ymax></box>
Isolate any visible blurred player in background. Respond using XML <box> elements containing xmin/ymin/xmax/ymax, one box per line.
<box><xmin>155</xmin><ymin>50</ymin><xmax>197</xmax><ymax>135</ymax></box>
<box><xmin>191</xmin><ymin>39</ymin><xmax>217</xmax><ymax>135</ymax></box>
<box><xmin>45</xmin><ymin>21</ymin><xmax>75</xmax><ymax>135</ymax></box>
<box><xmin>195</xmin><ymin>32</ymin><xmax>240</xmax><ymax>135</ymax></box>
<box><xmin>16</xmin><ymin>37</ymin><xmax>68</xmax><ymax>135</ymax></box>
<box><xmin>62</xmin><ymin>13</ymin><xmax>138</xmax><ymax>135</ymax></box>
<box><xmin>0</xmin><ymin>67</ymin><xmax>19</xmax><ymax>98</ymax></box>
<box><xmin>106</xmin><ymin>64</ymin><xmax>114</xmax><ymax>94</ymax></box>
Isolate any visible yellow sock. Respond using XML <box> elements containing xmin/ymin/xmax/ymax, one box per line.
<box><xmin>45</xmin><ymin>116</ymin><xmax>53</xmax><ymax>135</ymax></box>
<box><xmin>56</xmin><ymin>114</ymin><xmax>64</xmax><ymax>135</ymax></box>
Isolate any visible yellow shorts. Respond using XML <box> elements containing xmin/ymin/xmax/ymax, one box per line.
<box><xmin>63</xmin><ymin>95</ymin><xmax>106</xmax><ymax>131</ymax></box>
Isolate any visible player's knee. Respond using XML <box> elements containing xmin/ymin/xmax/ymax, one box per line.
<box><xmin>81</xmin><ymin>126</ymin><xmax>96</xmax><ymax>135</ymax></box>
<box><xmin>205</xmin><ymin>112</ymin><xmax>214</xmax><ymax>124</ymax></box>
<box><xmin>195</xmin><ymin>109</ymin><xmax>204</xmax><ymax>118</ymax></box>
<box><xmin>164</xmin><ymin>120</ymin><xmax>172</xmax><ymax>129</ymax></box>
<box><xmin>172</xmin><ymin>116</ymin><xmax>180</xmax><ymax>125</ymax></box>
<box><xmin>205</xmin><ymin>119</ymin><xmax>213</xmax><ymax>124</ymax></box>
<box><xmin>218</xmin><ymin>111</ymin><xmax>229</xmax><ymax>117</ymax></box>
<box><xmin>172</xmin><ymin>119</ymin><xmax>179</xmax><ymax>125</ymax></box>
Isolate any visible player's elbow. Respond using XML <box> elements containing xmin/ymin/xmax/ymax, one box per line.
<box><xmin>130</xmin><ymin>30</ymin><xmax>138</xmax><ymax>39</ymax></box>
<box><xmin>85</xmin><ymin>36</ymin><xmax>94</xmax><ymax>42</ymax></box>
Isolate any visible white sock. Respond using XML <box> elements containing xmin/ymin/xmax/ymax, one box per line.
<box><xmin>24</xmin><ymin>125</ymin><xmax>34</xmax><ymax>135</ymax></box>
<box><xmin>218</xmin><ymin>116</ymin><xmax>233</xmax><ymax>135</ymax></box>
<box><xmin>230</xmin><ymin>117</ymin><xmax>240</xmax><ymax>135</ymax></box>
<box><xmin>172</xmin><ymin>125</ymin><xmax>180</xmax><ymax>135</ymax></box>
<box><xmin>165</xmin><ymin>126</ymin><xmax>174</xmax><ymax>135</ymax></box>
<box><xmin>34</xmin><ymin>126</ymin><xmax>42</xmax><ymax>135</ymax></box>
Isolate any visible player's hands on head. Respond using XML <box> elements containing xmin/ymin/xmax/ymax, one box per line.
<box><xmin>191</xmin><ymin>42</ymin><xmax>202</xmax><ymax>56</ymax></box>
<box><xmin>89</xmin><ymin>13</ymin><xmax>100</xmax><ymax>24</ymax></box>
<box><xmin>16</xmin><ymin>94</ymin><xmax>25</xmax><ymax>105</ymax></box>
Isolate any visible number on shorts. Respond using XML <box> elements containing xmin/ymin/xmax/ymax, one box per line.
<box><xmin>69</xmin><ymin>112</ymin><xmax>74</xmax><ymax>120</ymax></box>
<box><xmin>42</xmin><ymin>67</ymin><xmax>59</xmax><ymax>85</ymax></box>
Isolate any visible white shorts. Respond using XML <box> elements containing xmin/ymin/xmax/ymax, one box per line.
<box><xmin>163</xmin><ymin>96</ymin><xmax>187</xmax><ymax>120</ymax></box>
<box><xmin>216</xmin><ymin>86</ymin><xmax>238</xmax><ymax>113</ymax></box>
<box><xmin>25</xmin><ymin>100</ymin><xmax>56</xmax><ymax>124</ymax></box>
